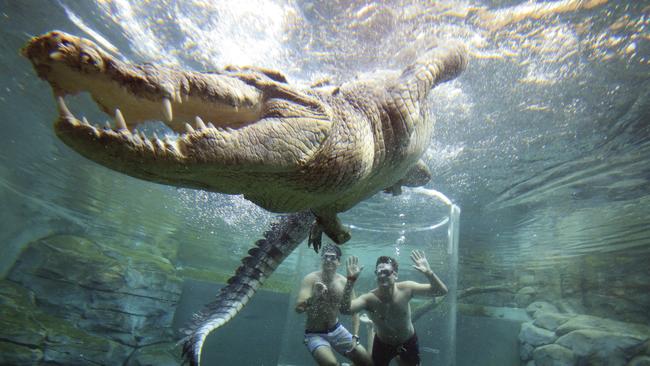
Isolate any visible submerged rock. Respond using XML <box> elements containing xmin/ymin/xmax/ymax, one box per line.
<box><xmin>533</xmin><ymin>344</ymin><xmax>575</xmax><ymax>366</ymax></box>
<box><xmin>519</xmin><ymin>307</ymin><xmax>650</xmax><ymax>366</ymax></box>
<box><xmin>520</xmin><ymin>322</ymin><xmax>558</xmax><ymax>347</ymax></box>
<box><xmin>527</xmin><ymin>301</ymin><xmax>559</xmax><ymax>317</ymax></box>
<box><xmin>556</xmin><ymin>329</ymin><xmax>646</xmax><ymax>366</ymax></box>
<box><xmin>555</xmin><ymin>314</ymin><xmax>650</xmax><ymax>338</ymax></box>
<box><xmin>515</xmin><ymin>286</ymin><xmax>538</xmax><ymax>307</ymax></box>
<box><xmin>533</xmin><ymin>312</ymin><xmax>572</xmax><ymax>332</ymax></box>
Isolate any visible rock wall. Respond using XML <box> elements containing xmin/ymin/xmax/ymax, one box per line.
<box><xmin>1</xmin><ymin>234</ymin><xmax>183</xmax><ymax>365</ymax></box>
<box><xmin>519</xmin><ymin>301</ymin><xmax>650</xmax><ymax>366</ymax></box>
<box><xmin>459</xmin><ymin>252</ymin><xmax>650</xmax><ymax>325</ymax></box>
<box><xmin>459</xmin><ymin>251</ymin><xmax>650</xmax><ymax>366</ymax></box>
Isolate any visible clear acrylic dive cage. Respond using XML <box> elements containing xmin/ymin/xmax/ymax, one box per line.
<box><xmin>278</xmin><ymin>187</ymin><xmax>460</xmax><ymax>366</ymax></box>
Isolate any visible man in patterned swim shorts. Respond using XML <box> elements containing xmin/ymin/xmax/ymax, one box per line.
<box><xmin>295</xmin><ymin>244</ymin><xmax>372</xmax><ymax>366</ymax></box>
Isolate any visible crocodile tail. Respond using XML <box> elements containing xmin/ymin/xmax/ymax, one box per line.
<box><xmin>393</xmin><ymin>41</ymin><xmax>469</xmax><ymax>103</ymax></box>
<box><xmin>180</xmin><ymin>211</ymin><xmax>314</xmax><ymax>366</ymax></box>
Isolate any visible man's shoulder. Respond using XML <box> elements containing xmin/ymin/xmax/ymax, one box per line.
<box><xmin>303</xmin><ymin>271</ymin><xmax>321</xmax><ymax>281</ymax></box>
<box><xmin>397</xmin><ymin>280</ymin><xmax>422</xmax><ymax>286</ymax></box>
<box><xmin>396</xmin><ymin>280</ymin><xmax>422</xmax><ymax>290</ymax></box>
<box><xmin>329</xmin><ymin>273</ymin><xmax>347</xmax><ymax>288</ymax></box>
<box><xmin>363</xmin><ymin>289</ymin><xmax>380</xmax><ymax>302</ymax></box>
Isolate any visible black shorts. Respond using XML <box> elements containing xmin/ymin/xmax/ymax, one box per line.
<box><xmin>371</xmin><ymin>332</ymin><xmax>420</xmax><ymax>366</ymax></box>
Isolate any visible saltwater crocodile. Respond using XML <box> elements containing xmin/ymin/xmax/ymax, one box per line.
<box><xmin>22</xmin><ymin>31</ymin><xmax>468</xmax><ymax>365</ymax></box>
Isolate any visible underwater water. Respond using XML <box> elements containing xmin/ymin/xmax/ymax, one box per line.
<box><xmin>1</xmin><ymin>0</ymin><xmax>649</xmax><ymax>365</ymax></box>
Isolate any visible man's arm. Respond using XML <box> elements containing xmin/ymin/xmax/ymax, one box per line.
<box><xmin>351</xmin><ymin>291</ymin><xmax>360</xmax><ymax>338</ymax></box>
<box><xmin>340</xmin><ymin>256</ymin><xmax>367</xmax><ymax>315</ymax></box>
<box><xmin>341</xmin><ymin>286</ymin><xmax>369</xmax><ymax>314</ymax></box>
<box><xmin>409</xmin><ymin>249</ymin><xmax>448</xmax><ymax>297</ymax></box>
<box><xmin>295</xmin><ymin>274</ymin><xmax>319</xmax><ymax>313</ymax></box>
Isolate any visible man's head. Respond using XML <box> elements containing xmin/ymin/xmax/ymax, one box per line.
<box><xmin>375</xmin><ymin>256</ymin><xmax>398</xmax><ymax>287</ymax></box>
<box><xmin>320</xmin><ymin>244</ymin><xmax>342</xmax><ymax>269</ymax></box>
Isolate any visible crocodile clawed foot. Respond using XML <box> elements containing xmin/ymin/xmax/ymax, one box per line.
<box><xmin>308</xmin><ymin>223</ymin><xmax>324</xmax><ymax>253</ymax></box>
<box><xmin>383</xmin><ymin>160</ymin><xmax>431</xmax><ymax>196</ymax></box>
<box><xmin>308</xmin><ymin>212</ymin><xmax>351</xmax><ymax>252</ymax></box>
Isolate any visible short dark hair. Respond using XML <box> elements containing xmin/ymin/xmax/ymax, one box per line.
<box><xmin>376</xmin><ymin>256</ymin><xmax>398</xmax><ymax>272</ymax></box>
<box><xmin>322</xmin><ymin>244</ymin><xmax>342</xmax><ymax>259</ymax></box>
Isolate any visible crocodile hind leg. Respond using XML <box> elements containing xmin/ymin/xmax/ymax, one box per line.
<box><xmin>383</xmin><ymin>159</ymin><xmax>432</xmax><ymax>196</ymax></box>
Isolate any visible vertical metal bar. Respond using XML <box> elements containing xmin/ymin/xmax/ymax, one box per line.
<box><xmin>447</xmin><ymin>204</ymin><xmax>461</xmax><ymax>366</ymax></box>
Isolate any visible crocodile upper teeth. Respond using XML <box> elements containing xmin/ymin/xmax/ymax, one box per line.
<box><xmin>115</xmin><ymin>109</ymin><xmax>127</xmax><ymax>130</ymax></box>
<box><xmin>162</xmin><ymin>97</ymin><xmax>173</xmax><ymax>122</ymax></box>
<box><xmin>56</xmin><ymin>95</ymin><xmax>213</xmax><ymax>146</ymax></box>
<box><xmin>195</xmin><ymin>116</ymin><xmax>206</xmax><ymax>130</ymax></box>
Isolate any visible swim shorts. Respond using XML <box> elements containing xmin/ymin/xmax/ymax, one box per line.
<box><xmin>371</xmin><ymin>332</ymin><xmax>420</xmax><ymax>366</ymax></box>
<box><xmin>304</xmin><ymin>322</ymin><xmax>356</xmax><ymax>355</ymax></box>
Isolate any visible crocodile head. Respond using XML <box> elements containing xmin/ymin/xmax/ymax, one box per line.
<box><xmin>22</xmin><ymin>31</ymin><xmax>467</xmax><ymax>245</ymax></box>
<box><xmin>22</xmin><ymin>30</ymin><xmax>334</xmax><ymax>197</ymax></box>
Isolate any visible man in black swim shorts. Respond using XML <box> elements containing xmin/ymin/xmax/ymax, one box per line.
<box><xmin>341</xmin><ymin>250</ymin><xmax>448</xmax><ymax>366</ymax></box>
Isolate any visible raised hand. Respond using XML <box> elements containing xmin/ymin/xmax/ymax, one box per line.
<box><xmin>410</xmin><ymin>250</ymin><xmax>432</xmax><ymax>274</ymax></box>
<box><xmin>346</xmin><ymin>256</ymin><xmax>364</xmax><ymax>282</ymax></box>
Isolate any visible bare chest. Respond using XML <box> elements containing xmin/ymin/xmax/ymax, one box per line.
<box><xmin>369</xmin><ymin>292</ymin><xmax>411</xmax><ymax>323</ymax></box>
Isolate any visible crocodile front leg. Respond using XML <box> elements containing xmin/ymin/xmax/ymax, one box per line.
<box><xmin>308</xmin><ymin>210</ymin><xmax>351</xmax><ymax>252</ymax></box>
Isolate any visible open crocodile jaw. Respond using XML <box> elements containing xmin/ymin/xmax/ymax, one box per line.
<box><xmin>21</xmin><ymin>31</ymin><xmax>335</xmax><ymax>201</ymax></box>
<box><xmin>21</xmin><ymin>31</ymin><xmax>264</xmax><ymax>134</ymax></box>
